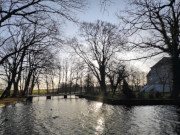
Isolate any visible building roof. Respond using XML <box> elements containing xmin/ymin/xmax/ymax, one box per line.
<box><xmin>147</xmin><ymin>57</ymin><xmax>171</xmax><ymax>77</ymax></box>
<box><xmin>151</xmin><ymin>57</ymin><xmax>171</xmax><ymax>69</ymax></box>
<box><xmin>147</xmin><ymin>57</ymin><xmax>180</xmax><ymax>77</ymax></box>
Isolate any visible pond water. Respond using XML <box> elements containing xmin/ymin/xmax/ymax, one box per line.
<box><xmin>0</xmin><ymin>96</ymin><xmax>180</xmax><ymax>135</ymax></box>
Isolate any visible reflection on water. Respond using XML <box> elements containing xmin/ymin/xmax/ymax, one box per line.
<box><xmin>0</xmin><ymin>97</ymin><xmax>180</xmax><ymax>135</ymax></box>
<box><xmin>94</xmin><ymin>102</ymin><xmax>103</xmax><ymax>112</ymax></box>
<box><xmin>96</xmin><ymin>117</ymin><xmax>104</xmax><ymax>134</ymax></box>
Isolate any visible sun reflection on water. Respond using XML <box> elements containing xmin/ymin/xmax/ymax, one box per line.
<box><xmin>94</xmin><ymin>102</ymin><xmax>103</xmax><ymax>112</ymax></box>
<box><xmin>95</xmin><ymin>117</ymin><xmax>105</xmax><ymax>134</ymax></box>
<box><xmin>93</xmin><ymin>102</ymin><xmax>105</xmax><ymax>134</ymax></box>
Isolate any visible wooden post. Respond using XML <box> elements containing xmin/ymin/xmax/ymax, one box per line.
<box><xmin>47</xmin><ymin>96</ymin><xmax>51</xmax><ymax>99</ymax></box>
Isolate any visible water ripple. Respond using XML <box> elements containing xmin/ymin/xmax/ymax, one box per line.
<box><xmin>0</xmin><ymin>97</ymin><xmax>180</xmax><ymax>135</ymax></box>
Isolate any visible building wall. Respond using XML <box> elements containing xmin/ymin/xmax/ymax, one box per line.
<box><xmin>141</xmin><ymin>58</ymin><xmax>176</xmax><ymax>92</ymax></box>
<box><xmin>147</xmin><ymin>63</ymin><xmax>172</xmax><ymax>84</ymax></box>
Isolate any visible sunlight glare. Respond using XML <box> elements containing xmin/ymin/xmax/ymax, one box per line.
<box><xmin>95</xmin><ymin>117</ymin><xmax>105</xmax><ymax>134</ymax></box>
<box><xmin>95</xmin><ymin>102</ymin><xmax>103</xmax><ymax>111</ymax></box>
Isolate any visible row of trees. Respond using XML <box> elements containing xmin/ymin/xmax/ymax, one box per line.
<box><xmin>70</xmin><ymin>0</ymin><xmax>180</xmax><ymax>98</ymax></box>
<box><xmin>0</xmin><ymin>0</ymin><xmax>85</xmax><ymax>97</ymax></box>
<box><xmin>119</xmin><ymin>0</ymin><xmax>180</xmax><ymax>98</ymax></box>
<box><xmin>71</xmin><ymin>20</ymin><xmax>128</xmax><ymax>95</ymax></box>
<box><xmin>69</xmin><ymin>20</ymin><xmax>147</xmax><ymax>97</ymax></box>
<box><xmin>0</xmin><ymin>23</ymin><xmax>59</xmax><ymax>97</ymax></box>
<box><xmin>0</xmin><ymin>0</ymin><xmax>179</xmax><ymax>98</ymax></box>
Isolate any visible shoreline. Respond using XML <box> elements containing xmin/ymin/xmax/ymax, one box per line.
<box><xmin>1</xmin><ymin>95</ymin><xmax>180</xmax><ymax>107</ymax></box>
<box><xmin>82</xmin><ymin>95</ymin><xmax>180</xmax><ymax>105</ymax></box>
<box><xmin>0</xmin><ymin>98</ymin><xmax>26</xmax><ymax>107</ymax></box>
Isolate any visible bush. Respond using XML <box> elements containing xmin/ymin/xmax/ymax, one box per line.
<box><xmin>138</xmin><ymin>92</ymin><xmax>144</xmax><ymax>99</ymax></box>
<box><xmin>122</xmin><ymin>79</ymin><xmax>136</xmax><ymax>98</ymax></box>
<box><xmin>149</xmin><ymin>91</ymin><xmax>154</xmax><ymax>99</ymax></box>
<box><xmin>155</xmin><ymin>92</ymin><xmax>161</xmax><ymax>98</ymax></box>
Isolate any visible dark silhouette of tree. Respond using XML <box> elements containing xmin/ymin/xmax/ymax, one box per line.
<box><xmin>106</xmin><ymin>60</ymin><xmax>128</xmax><ymax>98</ymax></box>
<box><xmin>0</xmin><ymin>0</ymin><xmax>85</xmax><ymax>65</ymax></box>
<box><xmin>1</xmin><ymin>21</ymin><xmax>59</xmax><ymax>97</ymax></box>
<box><xmin>118</xmin><ymin>0</ymin><xmax>180</xmax><ymax>98</ymax></box>
<box><xmin>122</xmin><ymin>79</ymin><xmax>136</xmax><ymax>98</ymax></box>
<box><xmin>1</xmin><ymin>25</ymin><xmax>38</xmax><ymax>98</ymax></box>
<box><xmin>72</xmin><ymin>59</ymin><xmax>85</xmax><ymax>94</ymax></box>
<box><xmin>57</xmin><ymin>63</ymin><xmax>62</xmax><ymax>93</ymax></box>
<box><xmin>71</xmin><ymin>20</ymin><xmax>126</xmax><ymax>94</ymax></box>
<box><xmin>126</xmin><ymin>68</ymin><xmax>146</xmax><ymax>91</ymax></box>
<box><xmin>0</xmin><ymin>0</ymin><xmax>85</xmax><ymax>27</ymax></box>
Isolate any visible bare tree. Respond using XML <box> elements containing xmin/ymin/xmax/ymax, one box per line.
<box><xmin>0</xmin><ymin>0</ymin><xmax>85</xmax><ymax>65</ymax></box>
<box><xmin>0</xmin><ymin>0</ymin><xmax>85</xmax><ymax>27</ymax></box>
<box><xmin>1</xmin><ymin>25</ymin><xmax>37</xmax><ymax>98</ymax></box>
<box><xmin>57</xmin><ymin>62</ymin><xmax>62</xmax><ymax>93</ymax></box>
<box><xmin>71</xmin><ymin>20</ymin><xmax>126</xmax><ymax>94</ymax></box>
<box><xmin>84</xmin><ymin>71</ymin><xmax>94</xmax><ymax>94</ymax></box>
<box><xmin>126</xmin><ymin>68</ymin><xmax>146</xmax><ymax>92</ymax></box>
<box><xmin>106</xmin><ymin>60</ymin><xmax>128</xmax><ymax>97</ymax></box>
<box><xmin>118</xmin><ymin>0</ymin><xmax>180</xmax><ymax>98</ymax></box>
<box><xmin>0</xmin><ymin>20</ymin><xmax>60</xmax><ymax>98</ymax></box>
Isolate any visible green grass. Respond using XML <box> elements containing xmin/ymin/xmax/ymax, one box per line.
<box><xmin>0</xmin><ymin>89</ymin><xmax>57</xmax><ymax>97</ymax></box>
<box><xmin>0</xmin><ymin>97</ymin><xmax>26</xmax><ymax>107</ymax></box>
<box><xmin>0</xmin><ymin>90</ymin><xmax>4</xmax><ymax>96</ymax></box>
<box><xmin>0</xmin><ymin>90</ymin><xmax>14</xmax><ymax>97</ymax></box>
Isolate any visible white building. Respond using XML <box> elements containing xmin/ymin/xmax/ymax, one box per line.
<box><xmin>141</xmin><ymin>57</ymin><xmax>172</xmax><ymax>93</ymax></box>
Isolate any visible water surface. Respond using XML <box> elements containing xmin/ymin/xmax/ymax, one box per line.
<box><xmin>0</xmin><ymin>96</ymin><xmax>180</xmax><ymax>135</ymax></box>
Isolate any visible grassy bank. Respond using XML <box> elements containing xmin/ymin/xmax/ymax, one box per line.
<box><xmin>0</xmin><ymin>90</ymin><xmax>56</xmax><ymax>97</ymax></box>
<box><xmin>83</xmin><ymin>92</ymin><xmax>180</xmax><ymax>105</ymax></box>
<box><xmin>0</xmin><ymin>98</ymin><xmax>26</xmax><ymax>107</ymax></box>
<box><xmin>84</xmin><ymin>92</ymin><xmax>173</xmax><ymax>100</ymax></box>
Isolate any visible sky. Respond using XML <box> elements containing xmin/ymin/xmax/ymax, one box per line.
<box><xmin>64</xmin><ymin>0</ymin><xmax>125</xmax><ymax>37</ymax></box>
<box><xmin>62</xmin><ymin>0</ymin><xmax>166</xmax><ymax>73</ymax></box>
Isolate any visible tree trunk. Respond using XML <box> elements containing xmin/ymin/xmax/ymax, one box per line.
<box><xmin>112</xmin><ymin>87</ymin><xmax>116</xmax><ymax>98</ymax></box>
<box><xmin>29</xmin><ymin>74</ymin><xmax>35</xmax><ymax>95</ymax></box>
<box><xmin>100</xmin><ymin>65</ymin><xmax>106</xmax><ymax>94</ymax></box>
<box><xmin>162</xmin><ymin>83</ymin><xmax>165</xmax><ymax>96</ymax></box>
<box><xmin>1</xmin><ymin>67</ymin><xmax>17</xmax><ymax>98</ymax></box>
<box><xmin>75</xmin><ymin>78</ymin><xmax>78</xmax><ymax>94</ymax></box>
<box><xmin>171</xmin><ymin>57</ymin><xmax>180</xmax><ymax>98</ymax></box>
<box><xmin>100</xmin><ymin>80</ymin><xmax>106</xmax><ymax>94</ymax></box>
<box><xmin>22</xmin><ymin>70</ymin><xmax>32</xmax><ymax>96</ymax></box>
<box><xmin>1</xmin><ymin>81</ymin><xmax>12</xmax><ymax>98</ymax></box>
<box><xmin>52</xmin><ymin>80</ymin><xmax>54</xmax><ymax>94</ymax></box>
<box><xmin>12</xmin><ymin>47</ymin><xmax>26</xmax><ymax>97</ymax></box>
<box><xmin>13</xmin><ymin>81</ymin><xmax>18</xmax><ymax>97</ymax></box>
<box><xmin>37</xmin><ymin>80</ymin><xmax>40</xmax><ymax>95</ymax></box>
<box><xmin>80</xmin><ymin>78</ymin><xmax>83</xmax><ymax>95</ymax></box>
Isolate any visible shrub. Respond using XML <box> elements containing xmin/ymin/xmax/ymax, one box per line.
<box><xmin>138</xmin><ymin>92</ymin><xmax>144</xmax><ymax>99</ymax></box>
<box><xmin>122</xmin><ymin>79</ymin><xmax>136</xmax><ymax>98</ymax></box>
<box><xmin>149</xmin><ymin>91</ymin><xmax>154</xmax><ymax>99</ymax></box>
<box><xmin>155</xmin><ymin>92</ymin><xmax>161</xmax><ymax>98</ymax></box>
